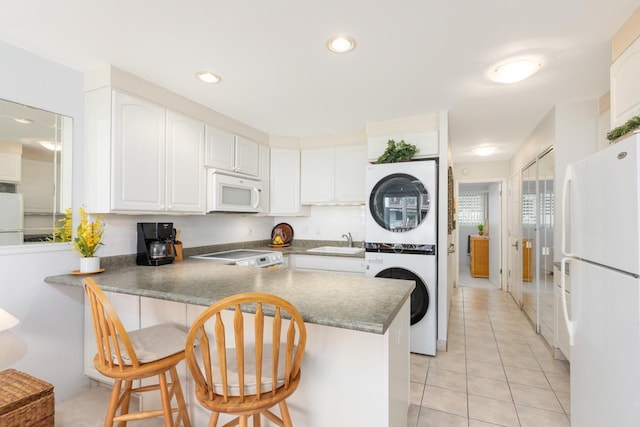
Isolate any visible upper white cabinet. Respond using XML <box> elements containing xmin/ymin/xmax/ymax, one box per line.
<box><xmin>301</xmin><ymin>145</ymin><xmax>367</xmax><ymax>204</ymax></box>
<box><xmin>0</xmin><ymin>152</ymin><xmax>21</xmax><ymax>183</ymax></box>
<box><xmin>258</xmin><ymin>144</ymin><xmax>270</xmax><ymax>214</ymax></box>
<box><xmin>165</xmin><ymin>110</ymin><xmax>206</xmax><ymax>212</ymax></box>
<box><xmin>85</xmin><ymin>89</ymin><xmax>205</xmax><ymax>214</ymax></box>
<box><xmin>269</xmin><ymin>148</ymin><xmax>301</xmax><ymax>215</ymax></box>
<box><xmin>611</xmin><ymin>36</ymin><xmax>640</xmax><ymax>128</ymax></box>
<box><xmin>205</xmin><ymin>126</ymin><xmax>259</xmax><ymax>177</ymax></box>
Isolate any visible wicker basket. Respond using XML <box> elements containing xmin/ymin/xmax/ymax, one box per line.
<box><xmin>0</xmin><ymin>369</ymin><xmax>54</xmax><ymax>426</ymax></box>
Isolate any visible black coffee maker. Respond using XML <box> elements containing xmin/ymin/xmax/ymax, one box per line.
<box><xmin>136</xmin><ymin>222</ymin><xmax>176</xmax><ymax>266</ymax></box>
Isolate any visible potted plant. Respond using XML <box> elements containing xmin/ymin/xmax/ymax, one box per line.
<box><xmin>73</xmin><ymin>207</ymin><xmax>105</xmax><ymax>273</ymax></box>
<box><xmin>477</xmin><ymin>224</ymin><xmax>484</xmax><ymax>236</ymax></box>
<box><xmin>607</xmin><ymin>115</ymin><xmax>640</xmax><ymax>143</ymax></box>
<box><xmin>375</xmin><ymin>139</ymin><xmax>418</xmax><ymax>163</ymax></box>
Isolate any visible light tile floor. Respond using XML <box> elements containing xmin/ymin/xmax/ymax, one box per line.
<box><xmin>408</xmin><ymin>283</ymin><xmax>571</xmax><ymax>427</ymax></box>
<box><xmin>56</xmin><ymin>276</ymin><xmax>571</xmax><ymax>427</ymax></box>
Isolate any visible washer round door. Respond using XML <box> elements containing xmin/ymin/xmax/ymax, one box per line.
<box><xmin>369</xmin><ymin>173</ymin><xmax>431</xmax><ymax>233</ymax></box>
<box><xmin>375</xmin><ymin>267</ymin><xmax>429</xmax><ymax>325</ymax></box>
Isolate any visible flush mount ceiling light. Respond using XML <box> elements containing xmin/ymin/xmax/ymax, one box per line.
<box><xmin>195</xmin><ymin>71</ymin><xmax>221</xmax><ymax>84</ymax></box>
<box><xmin>489</xmin><ymin>59</ymin><xmax>542</xmax><ymax>84</ymax></box>
<box><xmin>327</xmin><ymin>35</ymin><xmax>356</xmax><ymax>53</ymax></box>
<box><xmin>473</xmin><ymin>146</ymin><xmax>497</xmax><ymax>157</ymax></box>
<box><xmin>13</xmin><ymin>117</ymin><xmax>33</xmax><ymax>124</ymax></box>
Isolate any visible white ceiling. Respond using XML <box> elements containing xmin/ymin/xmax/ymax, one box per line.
<box><xmin>1</xmin><ymin>0</ymin><xmax>638</xmax><ymax>163</ymax></box>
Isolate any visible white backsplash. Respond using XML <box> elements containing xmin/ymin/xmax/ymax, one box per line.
<box><xmin>274</xmin><ymin>205</ymin><xmax>365</xmax><ymax>243</ymax></box>
<box><xmin>97</xmin><ymin>205</ymin><xmax>366</xmax><ymax>256</ymax></box>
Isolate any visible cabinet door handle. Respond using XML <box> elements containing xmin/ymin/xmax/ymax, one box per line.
<box><xmin>512</xmin><ymin>240</ymin><xmax>519</xmax><ymax>250</ymax></box>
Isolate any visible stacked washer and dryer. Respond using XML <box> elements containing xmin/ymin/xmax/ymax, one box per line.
<box><xmin>365</xmin><ymin>160</ymin><xmax>438</xmax><ymax>356</ymax></box>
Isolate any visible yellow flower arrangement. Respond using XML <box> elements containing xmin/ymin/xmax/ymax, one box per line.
<box><xmin>73</xmin><ymin>208</ymin><xmax>105</xmax><ymax>258</ymax></box>
<box><xmin>50</xmin><ymin>208</ymin><xmax>72</xmax><ymax>242</ymax></box>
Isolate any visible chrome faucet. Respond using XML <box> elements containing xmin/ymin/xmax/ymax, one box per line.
<box><xmin>342</xmin><ymin>232</ymin><xmax>353</xmax><ymax>247</ymax></box>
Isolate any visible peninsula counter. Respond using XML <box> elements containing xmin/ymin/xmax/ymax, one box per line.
<box><xmin>45</xmin><ymin>259</ymin><xmax>414</xmax><ymax>426</ymax></box>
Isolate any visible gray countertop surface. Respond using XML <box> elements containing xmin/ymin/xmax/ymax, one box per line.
<box><xmin>44</xmin><ymin>257</ymin><xmax>413</xmax><ymax>335</ymax></box>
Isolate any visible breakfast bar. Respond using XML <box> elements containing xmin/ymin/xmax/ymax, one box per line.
<box><xmin>45</xmin><ymin>259</ymin><xmax>414</xmax><ymax>427</ymax></box>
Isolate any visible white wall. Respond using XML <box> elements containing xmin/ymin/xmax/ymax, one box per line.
<box><xmin>488</xmin><ymin>182</ymin><xmax>501</xmax><ymax>286</ymax></box>
<box><xmin>0</xmin><ymin>40</ymin><xmax>87</xmax><ymax>400</ymax></box>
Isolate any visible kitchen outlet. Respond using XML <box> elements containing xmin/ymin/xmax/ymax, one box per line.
<box><xmin>315</xmin><ymin>227</ymin><xmax>320</xmax><ymax>235</ymax></box>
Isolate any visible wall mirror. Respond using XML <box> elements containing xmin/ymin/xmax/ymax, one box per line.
<box><xmin>0</xmin><ymin>98</ymin><xmax>72</xmax><ymax>246</ymax></box>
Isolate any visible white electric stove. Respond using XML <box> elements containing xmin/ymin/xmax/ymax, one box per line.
<box><xmin>191</xmin><ymin>249</ymin><xmax>283</xmax><ymax>268</ymax></box>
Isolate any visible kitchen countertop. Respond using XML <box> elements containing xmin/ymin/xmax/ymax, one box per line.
<box><xmin>44</xmin><ymin>257</ymin><xmax>413</xmax><ymax>335</ymax></box>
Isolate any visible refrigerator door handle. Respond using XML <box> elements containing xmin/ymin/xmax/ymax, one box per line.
<box><xmin>560</xmin><ymin>257</ymin><xmax>574</xmax><ymax>346</ymax></box>
<box><xmin>561</xmin><ymin>165</ymin><xmax>574</xmax><ymax>257</ymax></box>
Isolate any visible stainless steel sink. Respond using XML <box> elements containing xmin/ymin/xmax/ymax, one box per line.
<box><xmin>306</xmin><ymin>246</ymin><xmax>364</xmax><ymax>255</ymax></box>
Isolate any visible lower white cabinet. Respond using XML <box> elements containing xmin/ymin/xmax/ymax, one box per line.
<box><xmin>289</xmin><ymin>254</ymin><xmax>365</xmax><ymax>274</ymax></box>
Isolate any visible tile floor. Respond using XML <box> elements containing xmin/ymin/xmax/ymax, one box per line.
<box><xmin>56</xmin><ymin>274</ymin><xmax>571</xmax><ymax>427</ymax></box>
<box><xmin>408</xmin><ymin>276</ymin><xmax>571</xmax><ymax>426</ymax></box>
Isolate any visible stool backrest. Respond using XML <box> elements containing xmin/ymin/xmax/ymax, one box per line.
<box><xmin>185</xmin><ymin>292</ymin><xmax>306</xmax><ymax>406</ymax></box>
<box><xmin>83</xmin><ymin>278</ymin><xmax>141</xmax><ymax>369</ymax></box>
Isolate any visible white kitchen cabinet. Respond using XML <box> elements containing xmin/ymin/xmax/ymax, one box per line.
<box><xmin>84</xmin><ymin>291</ymin><xmax>140</xmax><ymax>383</ymax></box>
<box><xmin>205</xmin><ymin>126</ymin><xmax>259</xmax><ymax>177</ymax></box>
<box><xmin>611</xmin><ymin>36</ymin><xmax>640</xmax><ymax>128</ymax></box>
<box><xmin>19</xmin><ymin>159</ymin><xmax>55</xmax><ymax>213</ymax></box>
<box><xmin>165</xmin><ymin>110</ymin><xmax>206</xmax><ymax>213</ymax></box>
<box><xmin>300</xmin><ymin>145</ymin><xmax>366</xmax><ymax>204</ymax></box>
<box><xmin>289</xmin><ymin>254</ymin><xmax>365</xmax><ymax>274</ymax></box>
<box><xmin>84</xmin><ymin>89</ymin><xmax>205</xmax><ymax>214</ymax></box>
<box><xmin>269</xmin><ymin>148</ymin><xmax>303</xmax><ymax>215</ymax></box>
<box><xmin>0</xmin><ymin>152</ymin><xmax>21</xmax><ymax>183</ymax></box>
<box><xmin>258</xmin><ymin>144</ymin><xmax>270</xmax><ymax>214</ymax></box>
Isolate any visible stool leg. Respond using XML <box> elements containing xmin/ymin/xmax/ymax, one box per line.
<box><xmin>169</xmin><ymin>367</ymin><xmax>191</xmax><ymax>427</ymax></box>
<box><xmin>105</xmin><ymin>379</ymin><xmax>122</xmax><ymax>427</ymax></box>
<box><xmin>239</xmin><ymin>415</ymin><xmax>249</xmax><ymax>427</ymax></box>
<box><xmin>117</xmin><ymin>380</ymin><xmax>133</xmax><ymax>427</ymax></box>
<box><xmin>207</xmin><ymin>412</ymin><xmax>219</xmax><ymax>427</ymax></box>
<box><xmin>279</xmin><ymin>401</ymin><xmax>293</xmax><ymax>427</ymax></box>
<box><xmin>158</xmin><ymin>371</ymin><xmax>174</xmax><ymax>427</ymax></box>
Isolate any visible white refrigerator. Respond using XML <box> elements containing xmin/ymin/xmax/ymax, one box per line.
<box><xmin>561</xmin><ymin>132</ymin><xmax>640</xmax><ymax>426</ymax></box>
<box><xmin>0</xmin><ymin>193</ymin><xmax>23</xmax><ymax>245</ymax></box>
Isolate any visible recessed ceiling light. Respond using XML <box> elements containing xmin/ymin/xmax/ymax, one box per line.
<box><xmin>195</xmin><ymin>71</ymin><xmax>221</xmax><ymax>84</ymax></box>
<box><xmin>473</xmin><ymin>146</ymin><xmax>497</xmax><ymax>157</ymax></box>
<box><xmin>39</xmin><ymin>141</ymin><xmax>61</xmax><ymax>151</ymax></box>
<box><xmin>14</xmin><ymin>117</ymin><xmax>33</xmax><ymax>124</ymax></box>
<box><xmin>327</xmin><ymin>35</ymin><xmax>356</xmax><ymax>53</ymax></box>
<box><xmin>489</xmin><ymin>59</ymin><xmax>542</xmax><ymax>84</ymax></box>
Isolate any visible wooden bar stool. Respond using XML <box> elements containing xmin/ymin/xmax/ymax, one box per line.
<box><xmin>185</xmin><ymin>292</ymin><xmax>307</xmax><ymax>427</ymax></box>
<box><xmin>83</xmin><ymin>278</ymin><xmax>191</xmax><ymax>427</ymax></box>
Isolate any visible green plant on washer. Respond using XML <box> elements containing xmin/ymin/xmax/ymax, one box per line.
<box><xmin>375</xmin><ymin>139</ymin><xmax>418</xmax><ymax>163</ymax></box>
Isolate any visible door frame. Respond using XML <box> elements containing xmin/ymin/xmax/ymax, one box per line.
<box><xmin>454</xmin><ymin>177</ymin><xmax>507</xmax><ymax>291</ymax></box>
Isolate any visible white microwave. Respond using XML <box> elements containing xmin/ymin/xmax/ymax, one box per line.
<box><xmin>207</xmin><ymin>171</ymin><xmax>263</xmax><ymax>213</ymax></box>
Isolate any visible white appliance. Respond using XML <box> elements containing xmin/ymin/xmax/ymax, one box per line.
<box><xmin>191</xmin><ymin>249</ymin><xmax>283</xmax><ymax>268</ymax></box>
<box><xmin>365</xmin><ymin>161</ymin><xmax>437</xmax><ymax>245</ymax></box>
<box><xmin>207</xmin><ymin>171</ymin><xmax>262</xmax><ymax>213</ymax></box>
<box><xmin>0</xmin><ymin>193</ymin><xmax>23</xmax><ymax>245</ymax></box>
<box><xmin>365</xmin><ymin>244</ymin><xmax>437</xmax><ymax>355</ymax></box>
<box><xmin>560</xmin><ymin>133</ymin><xmax>640</xmax><ymax>426</ymax></box>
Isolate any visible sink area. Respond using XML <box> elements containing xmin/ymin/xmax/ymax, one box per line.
<box><xmin>306</xmin><ymin>246</ymin><xmax>364</xmax><ymax>255</ymax></box>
